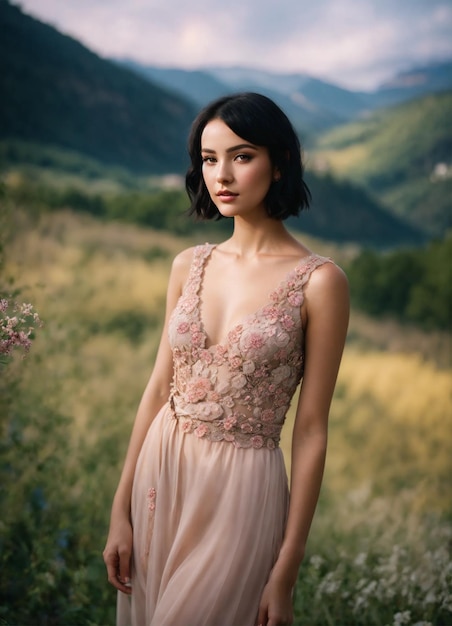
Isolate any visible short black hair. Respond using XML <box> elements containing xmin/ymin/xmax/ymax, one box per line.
<box><xmin>186</xmin><ymin>92</ymin><xmax>311</xmax><ymax>221</ymax></box>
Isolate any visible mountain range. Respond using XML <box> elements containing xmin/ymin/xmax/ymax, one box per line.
<box><xmin>1</xmin><ymin>0</ymin><xmax>450</xmax><ymax>244</ymax></box>
<box><xmin>119</xmin><ymin>59</ymin><xmax>452</xmax><ymax>139</ymax></box>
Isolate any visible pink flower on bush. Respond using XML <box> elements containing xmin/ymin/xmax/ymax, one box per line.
<box><xmin>0</xmin><ymin>298</ymin><xmax>42</xmax><ymax>362</ymax></box>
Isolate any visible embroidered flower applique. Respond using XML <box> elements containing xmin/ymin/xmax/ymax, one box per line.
<box><xmin>147</xmin><ymin>487</ymin><xmax>156</xmax><ymax>512</ymax></box>
<box><xmin>167</xmin><ymin>244</ymin><xmax>330</xmax><ymax>450</ymax></box>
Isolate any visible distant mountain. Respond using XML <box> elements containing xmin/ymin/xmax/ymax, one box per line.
<box><xmin>362</xmin><ymin>61</ymin><xmax>452</xmax><ymax>109</ymax></box>
<box><xmin>0</xmin><ymin>0</ymin><xmax>197</xmax><ymax>173</ymax></box>
<box><xmin>313</xmin><ymin>91</ymin><xmax>452</xmax><ymax>237</ymax></box>
<box><xmin>117</xmin><ymin>60</ymin><xmax>452</xmax><ymax>139</ymax></box>
<box><xmin>118</xmin><ymin>62</ymin><xmax>345</xmax><ymax>140</ymax></box>
<box><xmin>119</xmin><ymin>62</ymin><xmax>228</xmax><ymax>109</ymax></box>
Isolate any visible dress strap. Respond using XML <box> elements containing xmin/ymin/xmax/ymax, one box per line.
<box><xmin>272</xmin><ymin>254</ymin><xmax>332</xmax><ymax>310</ymax></box>
<box><xmin>182</xmin><ymin>243</ymin><xmax>216</xmax><ymax>299</ymax></box>
<box><xmin>293</xmin><ymin>254</ymin><xmax>332</xmax><ymax>285</ymax></box>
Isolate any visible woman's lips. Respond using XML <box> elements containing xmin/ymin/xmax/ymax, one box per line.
<box><xmin>216</xmin><ymin>190</ymin><xmax>238</xmax><ymax>202</ymax></box>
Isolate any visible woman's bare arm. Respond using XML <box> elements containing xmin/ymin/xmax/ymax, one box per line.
<box><xmin>103</xmin><ymin>248</ymin><xmax>193</xmax><ymax>593</ymax></box>
<box><xmin>258</xmin><ymin>262</ymin><xmax>349</xmax><ymax>625</ymax></box>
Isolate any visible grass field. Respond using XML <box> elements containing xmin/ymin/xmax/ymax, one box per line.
<box><xmin>1</xmin><ymin>208</ymin><xmax>451</xmax><ymax>625</ymax></box>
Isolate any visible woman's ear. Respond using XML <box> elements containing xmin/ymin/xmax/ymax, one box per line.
<box><xmin>273</xmin><ymin>168</ymin><xmax>281</xmax><ymax>182</ymax></box>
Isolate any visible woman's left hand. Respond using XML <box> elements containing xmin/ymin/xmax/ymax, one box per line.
<box><xmin>256</xmin><ymin>576</ymin><xmax>293</xmax><ymax>626</ymax></box>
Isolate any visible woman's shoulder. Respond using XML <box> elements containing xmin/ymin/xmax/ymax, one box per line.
<box><xmin>172</xmin><ymin>243</ymin><xmax>212</xmax><ymax>269</ymax></box>
<box><xmin>304</xmin><ymin>256</ymin><xmax>349</xmax><ymax>303</ymax></box>
<box><xmin>172</xmin><ymin>245</ymin><xmax>196</xmax><ymax>269</ymax></box>
<box><xmin>170</xmin><ymin>243</ymin><xmax>214</xmax><ymax>282</ymax></box>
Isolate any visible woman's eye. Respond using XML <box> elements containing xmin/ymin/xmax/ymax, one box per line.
<box><xmin>235</xmin><ymin>154</ymin><xmax>251</xmax><ymax>162</ymax></box>
<box><xmin>201</xmin><ymin>156</ymin><xmax>216</xmax><ymax>164</ymax></box>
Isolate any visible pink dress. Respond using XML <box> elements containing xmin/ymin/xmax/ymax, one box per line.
<box><xmin>117</xmin><ymin>243</ymin><xmax>330</xmax><ymax>626</ymax></box>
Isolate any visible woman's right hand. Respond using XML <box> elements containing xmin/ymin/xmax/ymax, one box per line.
<box><xmin>103</xmin><ymin>516</ymin><xmax>133</xmax><ymax>594</ymax></box>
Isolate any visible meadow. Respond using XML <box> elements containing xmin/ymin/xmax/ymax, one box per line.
<box><xmin>1</xmin><ymin>206</ymin><xmax>451</xmax><ymax>625</ymax></box>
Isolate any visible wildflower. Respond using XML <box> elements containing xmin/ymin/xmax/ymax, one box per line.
<box><xmin>354</xmin><ymin>552</ymin><xmax>367</xmax><ymax>567</ymax></box>
<box><xmin>393</xmin><ymin>611</ymin><xmax>411</xmax><ymax>626</ymax></box>
<box><xmin>309</xmin><ymin>554</ymin><xmax>324</xmax><ymax>570</ymax></box>
<box><xmin>0</xmin><ymin>298</ymin><xmax>42</xmax><ymax>362</ymax></box>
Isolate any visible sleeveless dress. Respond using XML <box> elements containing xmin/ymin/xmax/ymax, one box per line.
<box><xmin>117</xmin><ymin>243</ymin><xmax>330</xmax><ymax>626</ymax></box>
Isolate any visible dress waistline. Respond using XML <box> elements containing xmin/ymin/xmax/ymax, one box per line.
<box><xmin>169</xmin><ymin>397</ymin><xmax>280</xmax><ymax>451</ymax></box>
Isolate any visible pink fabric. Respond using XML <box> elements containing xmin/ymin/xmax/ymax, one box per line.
<box><xmin>117</xmin><ymin>244</ymin><xmax>330</xmax><ymax>626</ymax></box>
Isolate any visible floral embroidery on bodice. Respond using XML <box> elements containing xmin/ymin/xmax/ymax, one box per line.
<box><xmin>168</xmin><ymin>244</ymin><xmax>330</xmax><ymax>449</ymax></box>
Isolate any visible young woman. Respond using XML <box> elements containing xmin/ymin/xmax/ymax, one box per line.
<box><xmin>103</xmin><ymin>92</ymin><xmax>349</xmax><ymax>626</ymax></box>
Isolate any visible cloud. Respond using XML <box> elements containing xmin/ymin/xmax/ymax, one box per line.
<box><xmin>18</xmin><ymin>0</ymin><xmax>452</xmax><ymax>89</ymax></box>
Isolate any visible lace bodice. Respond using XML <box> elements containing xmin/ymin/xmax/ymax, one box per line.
<box><xmin>168</xmin><ymin>244</ymin><xmax>330</xmax><ymax>449</ymax></box>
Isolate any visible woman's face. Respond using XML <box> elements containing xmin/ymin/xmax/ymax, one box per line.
<box><xmin>200</xmin><ymin>119</ymin><xmax>277</xmax><ymax>219</ymax></box>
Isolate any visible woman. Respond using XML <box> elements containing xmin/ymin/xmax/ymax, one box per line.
<box><xmin>103</xmin><ymin>92</ymin><xmax>349</xmax><ymax>626</ymax></box>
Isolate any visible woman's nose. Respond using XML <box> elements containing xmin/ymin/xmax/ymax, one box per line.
<box><xmin>216</xmin><ymin>161</ymin><xmax>233</xmax><ymax>183</ymax></box>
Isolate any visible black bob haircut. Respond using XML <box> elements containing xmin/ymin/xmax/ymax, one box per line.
<box><xmin>185</xmin><ymin>92</ymin><xmax>311</xmax><ymax>221</ymax></box>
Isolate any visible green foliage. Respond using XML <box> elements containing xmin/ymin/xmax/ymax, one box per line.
<box><xmin>0</xmin><ymin>139</ymin><xmax>147</xmax><ymax>190</ymax></box>
<box><xmin>318</xmin><ymin>92</ymin><xmax>452</xmax><ymax>186</ymax></box>
<box><xmin>315</xmin><ymin>91</ymin><xmax>452</xmax><ymax>237</ymax></box>
<box><xmin>0</xmin><ymin>360</ymin><xmax>117</xmax><ymax>625</ymax></box>
<box><xmin>4</xmin><ymin>172</ymin><xmax>420</xmax><ymax>247</ymax></box>
<box><xmin>106</xmin><ymin>189</ymin><xmax>191</xmax><ymax>233</ymax></box>
<box><xmin>87</xmin><ymin>309</ymin><xmax>160</xmax><ymax>344</ymax></box>
<box><xmin>346</xmin><ymin>234</ymin><xmax>452</xmax><ymax>330</ymax></box>
<box><xmin>294</xmin><ymin>509</ymin><xmax>451</xmax><ymax>626</ymax></box>
<box><xmin>295</xmin><ymin>173</ymin><xmax>422</xmax><ymax>246</ymax></box>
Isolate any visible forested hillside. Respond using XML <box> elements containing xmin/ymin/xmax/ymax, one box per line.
<box><xmin>0</xmin><ymin>0</ymin><xmax>196</xmax><ymax>172</ymax></box>
<box><xmin>313</xmin><ymin>91</ymin><xmax>452</xmax><ymax>236</ymax></box>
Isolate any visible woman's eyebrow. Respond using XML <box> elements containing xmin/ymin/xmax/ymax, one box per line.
<box><xmin>201</xmin><ymin>143</ymin><xmax>258</xmax><ymax>154</ymax></box>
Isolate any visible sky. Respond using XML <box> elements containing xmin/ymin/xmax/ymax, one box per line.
<box><xmin>19</xmin><ymin>0</ymin><xmax>452</xmax><ymax>91</ymax></box>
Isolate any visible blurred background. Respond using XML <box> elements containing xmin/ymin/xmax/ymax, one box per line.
<box><xmin>0</xmin><ymin>0</ymin><xmax>451</xmax><ymax>624</ymax></box>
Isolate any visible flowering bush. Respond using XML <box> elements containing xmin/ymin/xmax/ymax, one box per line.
<box><xmin>0</xmin><ymin>297</ymin><xmax>42</xmax><ymax>364</ymax></box>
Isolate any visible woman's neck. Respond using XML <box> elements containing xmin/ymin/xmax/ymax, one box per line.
<box><xmin>221</xmin><ymin>215</ymin><xmax>301</xmax><ymax>258</ymax></box>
